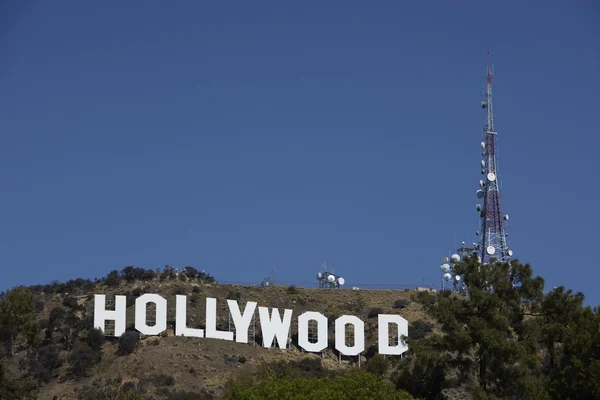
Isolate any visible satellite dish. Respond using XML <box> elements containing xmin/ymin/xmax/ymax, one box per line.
<box><xmin>481</xmin><ymin>160</ymin><xmax>485</xmax><ymax>167</ymax></box>
<box><xmin>486</xmin><ymin>245</ymin><xmax>496</xmax><ymax>255</ymax></box>
<box><xmin>461</xmin><ymin>241</ymin><xmax>465</xmax><ymax>246</ymax></box>
<box><xmin>477</xmin><ymin>190</ymin><xmax>484</xmax><ymax>198</ymax></box>
<box><xmin>327</xmin><ymin>275</ymin><xmax>335</xmax><ymax>283</ymax></box>
<box><xmin>507</xmin><ymin>249</ymin><xmax>513</xmax><ymax>257</ymax></box>
<box><xmin>476</xmin><ymin>204</ymin><xmax>482</xmax><ymax>211</ymax></box>
<box><xmin>481</xmin><ymin>169</ymin><xmax>485</xmax><ymax>175</ymax></box>
<box><xmin>455</xmin><ymin>275</ymin><xmax>461</xmax><ymax>281</ymax></box>
<box><xmin>481</xmin><ymin>142</ymin><xmax>486</xmax><ymax>149</ymax></box>
<box><xmin>479</xmin><ymin>180</ymin><xmax>485</xmax><ymax>188</ymax></box>
<box><xmin>317</xmin><ymin>272</ymin><xmax>322</xmax><ymax>279</ymax></box>
<box><xmin>338</xmin><ymin>277</ymin><xmax>345</xmax><ymax>286</ymax></box>
<box><xmin>451</xmin><ymin>254</ymin><xmax>460</xmax><ymax>263</ymax></box>
<box><xmin>487</xmin><ymin>172</ymin><xmax>496</xmax><ymax>182</ymax></box>
<box><xmin>442</xmin><ymin>256</ymin><xmax>449</xmax><ymax>263</ymax></box>
<box><xmin>443</xmin><ymin>273</ymin><xmax>452</xmax><ymax>281</ymax></box>
<box><xmin>504</xmin><ymin>214</ymin><xmax>509</xmax><ymax>220</ymax></box>
<box><xmin>441</xmin><ymin>263</ymin><xmax>450</xmax><ymax>273</ymax></box>
<box><xmin>476</xmin><ymin>231</ymin><xmax>480</xmax><ymax>236</ymax></box>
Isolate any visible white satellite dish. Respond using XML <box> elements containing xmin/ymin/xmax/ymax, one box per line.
<box><xmin>327</xmin><ymin>275</ymin><xmax>335</xmax><ymax>283</ymax></box>
<box><xmin>487</xmin><ymin>172</ymin><xmax>496</xmax><ymax>182</ymax></box>
<box><xmin>441</xmin><ymin>263</ymin><xmax>450</xmax><ymax>273</ymax></box>
<box><xmin>451</xmin><ymin>254</ymin><xmax>460</xmax><ymax>263</ymax></box>
<box><xmin>481</xmin><ymin>142</ymin><xmax>486</xmax><ymax>149</ymax></box>
<box><xmin>338</xmin><ymin>277</ymin><xmax>345</xmax><ymax>286</ymax></box>
<box><xmin>479</xmin><ymin>180</ymin><xmax>485</xmax><ymax>188</ymax></box>
<box><xmin>486</xmin><ymin>245</ymin><xmax>496</xmax><ymax>255</ymax></box>
<box><xmin>481</xmin><ymin>160</ymin><xmax>485</xmax><ymax>167</ymax></box>
<box><xmin>477</xmin><ymin>190</ymin><xmax>484</xmax><ymax>199</ymax></box>
<box><xmin>476</xmin><ymin>204</ymin><xmax>482</xmax><ymax>212</ymax></box>
<box><xmin>507</xmin><ymin>249</ymin><xmax>513</xmax><ymax>257</ymax></box>
<box><xmin>455</xmin><ymin>275</ymin><xmax>461</xmax><ymax>281</ymax></box>
<box><xmin>443</xmin><ymin>273</ymin><xmax>452</xmax><ymax>281</ymax></box>
<box><xmin>442</xmin><ymin>256</ymin><xmax>449</xmax><ymax>263</ymax></box>
<box><xmin>504</xmin><ymin>214</ymin><xmax>509</xmax><ymax>220</ymax></box>
<box><xmin>317</xmin><ymin>272</ymin><xmax>322</xmax><ymax>279</ymax></box>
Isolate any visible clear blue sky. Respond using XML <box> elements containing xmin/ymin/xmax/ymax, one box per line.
<box><xmin>1</xmin><ymin>1</ymin><xmax>599</xmax><ymax>304</ymax></box>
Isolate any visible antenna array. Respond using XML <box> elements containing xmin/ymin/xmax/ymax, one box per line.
<box><xmin>316</xmin><ymin>261</ymin><xmax>345</xmax><ymax>289</ymax></box>
<box><xmin>477</xmin><ymin>53</ymin><xmax>513</xmax><ymax>265</ymax></box>
<box><xmin>438</xmin><ymin>54</ymin><xmax>515</xmax><ymax>292</ymax></box>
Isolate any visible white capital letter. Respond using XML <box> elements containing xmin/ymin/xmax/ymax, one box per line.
<box><xmin>298</xmin><ymin>311</ymin><xmax>328</xmax><ymax>352</ymax></box>
<box><xmin>205</xmin><ymin>297</ymin><xmax>234</xmax><ymax>341</ymax></box>
<box><xmin>335</xmin><ymin>315</ymin><xmax>364</xmax><ymax>356</ymax></box>
<box><xmin>94</xmin><ymin>294</ymin><xmax>127</xmax><ymax>337</ymax></box>
<box><xmin>378</xmin><ymin>314</ymin><xmax>408</xmax><ymax>355</ymax></box>
<box><xmin>135</xmin><ymin>294</ymin><xmax>167</xmax><ymax>336</ymax></box>
<box><xmin>258</xmin><ymin>307</ymin><xmax>293</xmax><ymax>349</ymax></box>
<box><xmin>176</xmin><ymin>295</ymin><xmax>204</xmax><ymax>338</ymax></box>
<box><xmin>227</xmin><ymin>300</ymin><xmax>257</xmax><ymax>343</ymax></box>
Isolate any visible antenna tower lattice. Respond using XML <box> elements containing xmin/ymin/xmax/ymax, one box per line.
<box><xmin>478</xmin><ymin>53</ymin><xmax>512</xmax><ymax>265</ymax></box>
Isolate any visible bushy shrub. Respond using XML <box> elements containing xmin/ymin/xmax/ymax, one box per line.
<box><xmin>416</xmin><ymin>291</ymin><xmax>436</xmax><ymax>305</ymax></box>
<box><xmin>150</xmin><ymin>373</ymin><xmax>176</xmax><ymax>387</ymax></box>
<box><xmin>287</xmin><ymin>285</ymin><xmax>299</xmax><ymax>294</ymax></box>
<box><xmin>67</xmin><ymin>342</ymin><xmax>100</xmax><ymax>377</ymax></box>
<box><xmin>393</xmin><ymin>299</ymin><xmax>410</xmax><ymax>309</ymax></box>
<box><xmin>62</xmin><ymin>296</ymin><xmax>83</xmax><ymax>310</ymax></box>
<box><xmin>28</xmin><ymin>345</ymin><xmax>63</xmax><ymax>383</ymax></box>
<box><xmin>368</xmin><ymin>307</ymin><xmax>384</xmax><ymax>318</ymax></box>
<box><xmin>223</xmin><ymin>370</ymin><xmax>414</xmax><ymax>400</ymax></box>
<box><xmin>118</xmin><ymin>331</ymin><xmax>140</xmax><ymax>355</ymax></box>
<box><xmin>408</xmin><ymin>320</ymin><xmax>434</xmax><ymax>340</ymax></box>
<box><xmin>104</xmin><ymin>270</ymin><xmax>121</xmax><ymax>287</ymax></box>
<box><xmin>86</xmin><ymin>327</ymin><xmax>105</xmax><ymax>351</ymax></box>
<box><xmin>365</xmin><ymin>354</ymin><xmax>388</xmax><ymax>376</ymax></box>
<box><xmin>49</xmin><ymin>307</ymin><xmax>66</xmax><ymax>328</ymax></box>
<box><xmin>227</xmin><ymin>290</ymin><xmax>242</xmax><ymax>300</ymax></box>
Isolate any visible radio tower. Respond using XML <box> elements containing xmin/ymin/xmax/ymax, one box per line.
<box><xmin>477</xmin><ymin>53</ymin><xmax>512</xmax><ymax>265</ymax></box>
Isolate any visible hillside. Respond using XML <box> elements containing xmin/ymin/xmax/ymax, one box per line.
<box><xmin>1</xmin><ymin>267</ymin><xmax>434</xmax><ymax>400</ymax></box>
<box><xmin>2</xmin><ymin>259</ymin><xmax>599</xmax><ymax>400</ymax></box>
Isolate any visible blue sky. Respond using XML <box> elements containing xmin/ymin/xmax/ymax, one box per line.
<box><xmin>1</xmin><ymin>1</ymin><xmax>599</xmax><ymax>304</ymax></box>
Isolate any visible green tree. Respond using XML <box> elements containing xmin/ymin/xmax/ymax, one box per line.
<box><xmin>415</xmin><ymin>256</ymin><xmax>548</xmax><ymax>399</ymax></box>
<box><xmin>548</xmin><ymin>305</ymin><xmax>600</xmax><ymax>399</ymax></box>
<box><xmin>0</xmin><ymin>287</ymin><xmax>40</xmax><ymax>356</ymax></box>
<box><xmin>394</xmin><ymin>335</ymin><xmax>446</xmax><ymax>400</ymax></box>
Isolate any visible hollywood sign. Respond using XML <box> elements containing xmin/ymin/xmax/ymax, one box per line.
<box><xmin>93</xmin><ymin>294</ymin><xmax>408</xmax><ymax>356</ymax></box>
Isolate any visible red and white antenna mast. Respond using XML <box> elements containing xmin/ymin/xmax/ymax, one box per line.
<box><xmin>477</xmin><ymin>52</ymin><xmax>512</xmax><ymax>265</ymax></box>
<box><xmin>438</xmin><ymin>54</ymin><xmax>513</xmax><ymax>292</ymax></box>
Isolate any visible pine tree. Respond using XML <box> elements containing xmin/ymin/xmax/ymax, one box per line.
<box><xmin>416</xmin><ymin>255</ymin><xmax>548</xmax><ymax>399</ymax></box>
